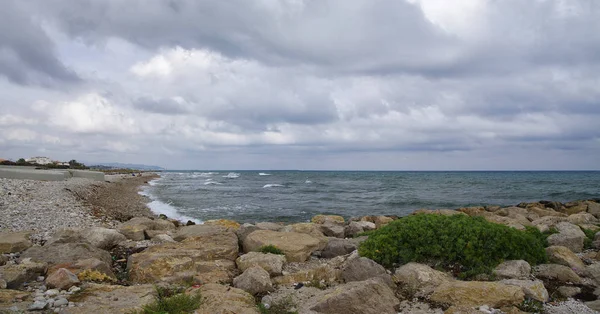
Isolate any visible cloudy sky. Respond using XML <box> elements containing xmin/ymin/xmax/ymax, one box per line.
<box><xmin>1</xmin><ymin>0</ymin><xmax>599</xmax><ymax>170</ymax></box>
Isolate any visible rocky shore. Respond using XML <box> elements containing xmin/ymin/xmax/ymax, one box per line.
<box><xmin>1</xmin><ymin>175</ymin><xmax>600</xmax><ymax>313</ymax></box>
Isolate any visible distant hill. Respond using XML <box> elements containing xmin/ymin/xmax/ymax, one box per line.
<box><xmin>88</xmin><ymin>162</ymin><xmax>165</xmax><ymax>170</ymax></box>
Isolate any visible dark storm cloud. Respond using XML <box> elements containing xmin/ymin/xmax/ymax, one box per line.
<box><xmin>0</xmin><ymin>1</ymin><xmax>80</xmax><ymax>86</ymax></box>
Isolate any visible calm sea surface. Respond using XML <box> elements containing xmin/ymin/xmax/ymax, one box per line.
<box><xmin>140</xmin><ymin>171</ymin><xmax>600</xmax><ymax>223</ymax></box>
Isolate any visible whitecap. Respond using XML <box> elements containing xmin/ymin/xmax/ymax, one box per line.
<box><xmin>223</xmin><ymin>172</ymin><xmax>240</xmax><ymax>179</ymax></box>
<box><xmin>263</xmin><ymin>184</ymin><xmax>284</xmax><ymax>188</ymax></box>
<box><xmin>305</xmin><ymin>180</ymin><xmax>312</xmax><ymax>184</ymax></box>
<box><xmin>204</xmin><ymin>181</ymin><xmax>223</xmax><ymax>185</ymax></box>
<box><xmin>138</xmin><ymin>188</ymin><xmax>202</xmax><ymax>224</ymax></box>
<box><xmin>258</xmin><ymin>173</ymin><xmax>271</xmax><ymax>176</ymax></box>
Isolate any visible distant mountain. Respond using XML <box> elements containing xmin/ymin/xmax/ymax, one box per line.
<box><xmin>88</xmin><ymin>162</ymin><xmax>165</xmax><ymax>170</ymax></box>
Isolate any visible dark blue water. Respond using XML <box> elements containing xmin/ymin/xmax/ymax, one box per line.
<box><xmin>140</xmin><ymin>171</ymin><xmax>600</xmax><ymax>223</ymax></box>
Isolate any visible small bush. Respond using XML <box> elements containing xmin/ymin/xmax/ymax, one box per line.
<box><xmin>258</xmin><ymin>296</ymin><xmax>298</xmax><ymax>314</ymax></box>
<box><xmin>581</xmin><ymin>227</ymin><xmax>596</xmax><ymax>250</ymax></box>
<box><xmin>132</xmin><ymin>286</ymin><xmax>202</xmax><ymax>314</ymax></box>
<box><xmin>258</xmin><ymin>245</ymin><xmax>284</xmax><ymax>255</ymax></box>
<box><xmin>518</xmin><ymin>298</ymin><xmax>544</xmax><ymax>313</ymax></box>
<box><xmin>358</xmin><ymin>214</ymin><xmax>547</xmax><ymax>278</ymax></box>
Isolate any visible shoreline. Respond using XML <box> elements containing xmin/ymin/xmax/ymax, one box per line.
<box><xmin>1</xmin><ymin>175</ymin><xmax>600</xmax><ymax>312</ymax></box>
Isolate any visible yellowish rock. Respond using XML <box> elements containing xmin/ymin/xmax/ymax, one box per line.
<box><xmin>204</xmin><ymin>219</ymin><xmax>241</xmax><ymax>230</ymax></box>
<box><xmin>64</xmin><ymin>283</ymin><xmax>155</xmax><ymax>314</ymax></box>
<box><xmin>430</xmin><ymin>281</ymin><xmax>525</xmax><ymax>308</ymax></box>
<box><xmin>281</xmin><ymin>223</ymin><xmax>328</xmax><ymax>250</ymax></box>
<box><xmin>311</xmin><ymin>215</ymin><xmax>345</xmax><ymax>225</ymax></box>
<box><xmin>243</xmin><ymin>230</ymin><xmax>322</xmax><ymax>262</ymax></box>
<box><xmin>0</xmin><ymin>231</ymin><xmax>32</xmax><ymax>254</ymax></box>
<box><xmin>546</xmin><ymin>246</ymin><xmax>586</xmax><ymax>271</ymax></box>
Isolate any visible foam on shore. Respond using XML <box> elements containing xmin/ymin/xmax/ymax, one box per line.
<box><xmin>139</xmin><ymin>178</ymin><xmax>202</xmax><ymax>224</ymax></box>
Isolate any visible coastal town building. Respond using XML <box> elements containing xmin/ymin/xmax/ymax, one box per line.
<box><xmin>25</xmin><ymin>156</ymin><xmax>53</xmax><ymax>165</ymax></box>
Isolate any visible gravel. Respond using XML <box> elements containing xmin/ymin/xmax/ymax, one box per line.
<box><xmin>0</xmin><ymin>174</ymin><xmax>158</xmax><ymax>244</ymax></box>
<box><xmin>544</xmin><ymin>299</ymin><xmax>599</xmax><ymax>314</ymax></box>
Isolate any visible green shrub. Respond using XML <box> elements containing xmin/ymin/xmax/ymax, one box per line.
<box><xmin>131</xmin><ymin>286</ymin><xmax>202</xmax><ymax>314</ymax></box>
<box><xmin>581</xmin><ymin>227</ymin><xmax>596</xmax><ymax>250</ymax></box>
<box><xmin>358</xmin><ymin>214</ymin><xmax>547</xmax><ymax>278</ymax></box>
<box><xmin>258</xmin><ymin>296</ymin><xmax>298</xmax><ymax>314</ymax></box>
<box><xmin>518</xmin><ymin>298</ymin><xmax>544</xmax><ymax>313</ymax></box>
<box><xmin>258</xmin><ymin>245</ymin><xmax>284</xmax><ymax>255</ymax></box>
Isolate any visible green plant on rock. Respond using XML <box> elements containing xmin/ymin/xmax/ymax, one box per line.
<box><xmin>131</xmin><ymin>286</ymin><xmax>202</xmax><ymax>314</ymax></box>
<box><xmin>258</xmin><ymin>296</ymin><xmax>298</xmax><ymax>314</ymax></box>
<box><xmin>258</xmin><ymin>245</ymin><xmax>284</xmax><ymax>255</ymax></box>
<box><xmin>580</xmin><ymin>227</ymin><xmax>596</xmax><ymax>250</ymax></box>
<box><xmin>358</xmin><ymin>214</ymin><xmax>547</xmax><ymax>278</ymax></box>
<box><xmin>518</xmin><ymin>298</ymin><xmax>544</xmax><ymax>313</ymax></box>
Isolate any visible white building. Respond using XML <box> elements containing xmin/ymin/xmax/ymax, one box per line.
<box><xmin>25</xmin><ymin>156</ymin><xmax>53</xmax><ymax>165</ymax></box>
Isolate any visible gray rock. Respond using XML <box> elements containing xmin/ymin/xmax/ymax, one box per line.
<box><xmin>0</xmin><ymin>231</ymin><xmax>33</xmax><ymax>254</ymax></box>
<box><xmin>319</xmin><ymin>223</ymin><xmax>345</xmax><ymax>238</ymax></box>
<box><xmin>584</xmin><ymin>263</ymin><xmax>600</xmax><ymax>286</ymax></box>
<box><xmin>0</xmin><ymin>278</ymin><xmax>6</xmax><ymax>289</ymax></box>
<box><xmin>28</xmin><ymin>301</ymin><xmax>48</xmax><ymax>311</ymax></box>
<box><xmin>499</xmin><ymin>279</ymin><xmax>549</xmax><ymax>302</ymax></box>
<box><xmin>492</xmin><ymin>260</ymin><xmax>531</xmax><ymax>279</ymax></box>
<box><xmin>21</xmin><ymin>242</ymin><xmax>112</xmax><ymax>266</ymax></box>
<box><xmin>533</xmin><ymin>264</ymin><xmax>582</xmax><ymax>284</ymax></box>
<box><xmin>585</xmin><ymin>300</ymin><xmax>600</xmax><ymax>312</ymax></box>
<box><xmin>309</xmin><ymin>278</ymin><xmax>400</xmax><ymax>314</ymax></box>
<box><xmin>232</xmin><ymin>266</ymin><xmax>273</xmax><ymax>295</ymax></box>
<box><xmin>586</xmin><ymin>201</ymin><xmax>600</xmax><ymax>218</ymax></box>
<box><xmin>82</xmin><ymin>227</ymin><xmax>127</xmax><ymax>250</ymax></box>
<box><xmin>393</xmin><ymin>263</ymin><xmax>452</xmax><ymax>297</ymax></box>
<box><xmin>557</xmin><ymin>286</ymin><xmax>581</xmax><ymax>298</ymax></box>
<box><xmin>235</xmin><ymin>223</ymin><xmax>260</xmax><ymax>244</ymax></box>
<box><xmin>345</xmin><ymin>221</ymin><xmax>376</xmax><ymax>237</ymax></box>
<box><xmin>342</xmin><ymin>257</ymin><xmax>392</xmax><ymax>286</ymax></box>
<box><xmin>235</xmin><ymin>252</ymin><xmax>286</xmax><ymax>276</ymax></box>
<box><xmin>0</xmin><ymin>258</ymin><xmax>48</xmax><ymax>289</ymax></box>
<box><xmin>152</xmin><ymin>234</ymin><xmax>176</xmax><ymax>243</ymax></box>
<box><xmin>547</xmin><ymin>222</ymin><xmax>586</xmax><ymax>253</ymax></box>
<box><xmin>53</xmin><ymin>297</ymin><xmax>69</xmax><ymax>307</ymax></box>
<box><xmin>321</xmin><ymin>238</ymin><xmax>357</xmax><ymax>258</ymax></box>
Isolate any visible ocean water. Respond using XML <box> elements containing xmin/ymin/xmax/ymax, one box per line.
<box><xmin>140</xmin><ymin>171</ymin><xmax>600</xmax><ymax>224</ymax></box>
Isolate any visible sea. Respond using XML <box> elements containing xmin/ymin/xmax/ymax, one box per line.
<box><xmin>139</xmin><ymin>171</ymin><xmax>600</xmax><ymax>224</ymax></box>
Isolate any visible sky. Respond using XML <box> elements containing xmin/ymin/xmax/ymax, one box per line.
<box><xmin>1</xmin><ymin>0</ymin><xmax>599</xmax><ymax>170</ymax></box>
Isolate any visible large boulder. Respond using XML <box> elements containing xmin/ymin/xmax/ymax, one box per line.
<box><xmin>233</xmin><ymin>266</ymin><xmax>273</xmax><ymax>295</ymax></box>
<box><xmin>190</xmin><ymin>283</ymin><xmax>259</xmax><ymax>314</ymax></box>
<box><xmin>0</xmin><ymin>231</ymin><xmax>32</xmax><ymax>253</ymax></box>
<box><xmin>47</xmin><ymin>258</ymin><xmax>115</xmax><ymax>280</ymax></box>
<box><xmin>341</xmin><ymin>257</ymin><xmax>391</xmax><ymax>285</ymax></box>
<box><xmin>281</xmin><ymin>223</ymin><xmax>328</xmax><ymax>250</ymax></box>
<box><xmin>46</xmin><ymin>268</ymin><xmax>80</xmax><ymax>290</ymax></box>
<box><xmin>533</xmin><ymin>264</ymin><xmax>582</xmax><ymax>285</ymax></box>
<box><xmin>235</xmin><ymin>252</ymin><xmax>286</xmax><ymax>276</ymax></box>
<box><xmin>568</xmin><ymin>213</ymin><xmax>599</xmax><ymax>225</ymax></box>
<box><xmin>308</xmin><ymin>278</ymin><xmax>400</xmax><ymax>314</ymax></box>
<box><xmin>584</xmin><ymin>263</ymin><xmax>600</xmax><ymax>286</ymax></box>
<box><xmin>564</xmin><ymin>201</ymin><xmax>588</xmax><ymax>215</ymax></box>
<box><xmin>529</xmin><ymin>207</ymin><xmax>566</xmax><ymax>218</ymax></box>
<box><xmin>272</xmin><ymin>262</ymin><xmax>343</xmax><ymax>286</ymax></box>
<box><xmin>499</xmin><ymin>279</ymin><xmax>549</xmax><ymax>302</ymax></box>
<box><xmin>344</xmin><ymin>221</ymin><xmax>376</xmax><ymax>237</ymax></box>
<box><xmin>393</xmin><ymin>263</ymin><xmax>452</xmax><ymax>297</ymax></box>
<box><xmin>127</xmin><ymin>231</ymin><xmax>239</xmax><ymax>284</ymax></box>
<box><xmin>0</xmin><ymin>258</ymin><xmax>47</xmax><ymax>289</ymax></box>
<box><xmin>235</xmin><ymin>223</ymin><xmax>261</xmax><ymax>244</ymax></box>
<box><xmin>430</xmin><ymin>281</ymin><xmax>525</xmax><ymax>308</ymax></box>
<box><xmin>546</xmin><ymin>246</ymin><xmax>586</xmax><ymax>272</ymax></box>
<box><xmin>172</xmin><ymin>224</ymin><xmax>227</xmax><ymax>242</ymax></box>
<box><xmin>492</xmin><ymin>260</ymin><xmax>531</xmax><ymax>280</ymax></box>
<box><xmin>20</xmin><ymin>242</ymin><xmax>112</xmax><ymax>266</ymax></box>
<box><xmin>243</xmin><ymin>230</ymin><xmax>322</xmax><ymax>262</ymax></box>
<box><xmin>319</xmin><ymin>223</ymin><xmax>345</xmax><ymax>238</ymax></box>
<box><xmin>119</xmin><ymin>217</ymin><xmax>176</xmax><ymax>241</ymax></box>
<box><xmin>587</xmin><ymin>201</ymin><xmax>600</xmax><ymax>218</ymax></box>
<box><xmin>321</xmin><ymin>238</ymin><xmax>357</xmax><ymax>258</ymax></box>
<box><xmin>204</xmin><ymin>219</ymin><xmax>241</xmax><ymax>230</ymax></box>
<box><xmin>547</xmin><ymin>222</ymin><xmax>586</xmax><ymax>253</ymax></box>
<box><xmin>82</xmin><ymin>227</ymin><xmax>127</xmax><ymax>250</ymax></box>
<box><xmin>62</xmin><ymin>283</ymin><xmax>155</xmax><ymax>314</ymax></box>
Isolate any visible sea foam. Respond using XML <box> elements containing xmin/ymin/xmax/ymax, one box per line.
<box><xmin>263</xmin><ymin>184</ymin><xmax>284</xmax><ymax>188</ymax></box>
<box><xmin>139</xmin><ymin>186</ymin><xmax>202</xmax><ymax>224</ymax></box>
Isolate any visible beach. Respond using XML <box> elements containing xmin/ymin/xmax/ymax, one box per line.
<box><xmin>0</xmin><ymin>173</ymin><xmax>158</xmax><ymax>244</ymax></box>
<box><xmin>1</xmin><ymin>174</ymin><xmax>600</xmax><ymax>313</ymax></box>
